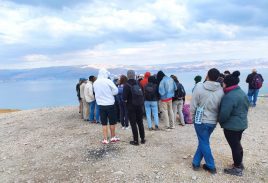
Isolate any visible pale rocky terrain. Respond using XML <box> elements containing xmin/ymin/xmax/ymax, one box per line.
<box><xmin>0</xmin><ymin>98</ymin><xmax>267</xmax><ymax>183</ymax></box>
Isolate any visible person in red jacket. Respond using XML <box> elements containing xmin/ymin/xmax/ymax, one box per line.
<box><xmin>140</xmin><ymin>72</ymin><xmax>151</xmax><ymax>89</ymax></box>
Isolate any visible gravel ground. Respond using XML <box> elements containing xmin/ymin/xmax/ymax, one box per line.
<box><xmin>0</xmin><ymin>98</ymin><xmax>267</xmax><ymax>182</ymax></box>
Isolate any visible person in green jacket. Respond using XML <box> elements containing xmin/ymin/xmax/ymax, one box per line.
<box><xmin>219</xmin><ymin>71</ymin><xmax>249</xmax><ymax>176</ymax></box>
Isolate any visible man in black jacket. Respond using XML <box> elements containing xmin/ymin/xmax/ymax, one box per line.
<box><xmin>246</xmin><ymin>69</ymin><xmax>264</xmax><ymax>107</ymax></box>
<box><xmin>123</xmin><ymin>70</ymin><xmax>146</xmax><ymax>146</ymax></box>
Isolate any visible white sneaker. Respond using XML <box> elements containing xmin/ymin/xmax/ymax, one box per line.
<box><xmin>102</xmin><ymin>139</ymin><xmax>109</xmax><ymax>144</ymax></box>
<box><xmin>125</xmin><ymin>127</ymin><xmax>129</xmax><ymax>130</ymax></box>
<box><xmin>121</xmin><ymin>127</ymin><xmax>125</xmax><ymax>130</ymax></box>
<box><xmin>110</xmin><ymin>136</ymin><xmax>120</xmax><ymax>143</ymax></box>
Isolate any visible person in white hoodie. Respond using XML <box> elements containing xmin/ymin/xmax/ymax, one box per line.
<box><xmin>190</xmin><ymin>68</ymin><xmax>224</xmax><ymax>174</ymax></box>
<box><xmin>93</xmin><ymin>69</ymin><xmax>119</xmax><ymax>144</ymax></box>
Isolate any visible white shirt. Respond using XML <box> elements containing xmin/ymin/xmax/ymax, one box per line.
<box><xmin>84</xmin><ymin>81</ymin><xmax>95</xmax><ymax>103</ymax></box>
<box><xmin>93</xmin><ymin>78</ymin><xmax>118</xmax><ymax>106</ymax></box>
<box><xmin>79</xmin><ymin>82</ymin><xmax>86</xmax><ymax>99</ymax></box>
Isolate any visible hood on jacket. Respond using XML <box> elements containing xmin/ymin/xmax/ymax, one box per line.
<box><xmin>144</xmin><ymin>72</ymin><xmax>151</xmax><ymax>79</ymax></box>
<box><xmin>203</xmin><ymin>81</ymin><xmax>222</xmax><ymax>91</ymax></box>
<box><xmin>157</xmin><ymin>71</ymin><xmax>165</xmax><ymax>84</ymax></box>
<box><xmin>98</xmin><ymin>68</ymin><xmax>110</xmax><ymax>79</ymax></box>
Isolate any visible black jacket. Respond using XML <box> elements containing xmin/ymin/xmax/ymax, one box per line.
<box><xmin>144</xmin><ymin>82</ymin><xmax>159</xmax><ymax>101</ymax></box>
<box><xmin>246</xmin><ymin>73</ymin><xmax>264</xmax><ymax>89</ymax></box>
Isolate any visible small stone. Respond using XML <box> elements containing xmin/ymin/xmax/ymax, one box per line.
<box><xmin>113</xmin><ymin>171</ymin><xmax>124</xmax><ymax>176</ymax></box>
<box><xmin>183</xmin><ymin>156</ymin><xmax>188</xmax><ymax>159</ymax></box>
<box><xmin>261</xmin><ymin>160</ymin><xmax>267</xmax><ymax>163</ymax></box>
<box><xmin>192</xmin><ymin>176</ymin><xmax>197</xmax><ymax>180</ymax></box>
<box><xmin>156</xmin><ymin>175</ymin><xmax>160</xmax><ymax>179</ymax></box>
<box><xmin>161</xmin><ymin>165</ymin><xmax>165</xmax><ymax>168</ymax></box>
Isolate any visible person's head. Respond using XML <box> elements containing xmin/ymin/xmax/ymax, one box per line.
<box><xmin>170</xmin><ymin>75</ymin><xmax>178</xmax><ymax>82</ymax></box>
<box><xmin>148</xmin><ymin>76</ymin><xmax>157</xmax><ymax>84</ymax></box>
<box><xmin>194</xmin><ymin>75</ymin><xmax>202</xmax><ymax>84</ymax></box>
<box><xmin>224</xmin><ymin>70</ymin><xmax>231</xmax><ymax>76</ymax></box>
<box><xmin>89</xmin><ymin>75</ymin><xmax>95</xmax><ymax>82</ymax></box>
<box><xmin>207</xmin><ymin>68</ymin><xmax>220</xmax><ymax>81</ymax></box>
<box><xmin>144</xmin><ymin>72</ymin><xmax>151</xmax><ymax>79</ymax></box>
<box><xmin>223</xmin><ymin>71</ymin><xmax>240</xmax><ymax>88</ymax></box>
<box><xmin>119</xmin><ymin>75</ymin><xmax>128</xmax><ymax>84</ymax></box>
<box><xmin>157</xmin><ymin>70</ymin><xmax>165</xmax><ymax>83</ymax></box>
<box><xmin>252</xmin><ymin>68</ymin><xmax>257</xmax><ymax>73</ymax></box>
<box><xmin>127</xmin><ymin>70</ymin><xmax>136</xmax><ymax>79</ymax></box>
<box><xmin>98</xmin><ymin>68</ymin><xmax>110</xmax><ymax>79</ymax></box>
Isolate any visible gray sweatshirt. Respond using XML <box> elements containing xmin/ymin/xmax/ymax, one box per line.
<box><xmin>190</xmin><ymin>81</ymin><xmax>224</xmax><ymax>124</ymax></box>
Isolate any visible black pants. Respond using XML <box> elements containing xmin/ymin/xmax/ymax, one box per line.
<box><xmin>224</xmin><ymin>129</ymin><xmax>244</xmax><ymax>167</ymax></box>
<box><xmin>127</xmin><ymin>105</ymin><xmax>145</xmax><ymax>142</ymax></box>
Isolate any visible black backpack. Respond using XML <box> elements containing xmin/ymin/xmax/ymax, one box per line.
<box><xmin>251</xmin><ymin>74</ymin><xmax>263</xmax><ymax>89</ymax></box>
<box><xmin>144</xmin><ymin>83</ymin><xmax>157</xmax><ymax>101</ymax></box>
<box><xmin>175</xmin><ymin>82</ymin><xmax>186</xmax><ymax>99</ymax></box>
<box><xmin>126</xmin><ymin>81</ymin><xmax>144</xmax><ymax>106</ymax></box>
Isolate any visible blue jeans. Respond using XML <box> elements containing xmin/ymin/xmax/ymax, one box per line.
<box><xmin>144</xmin><ymin>101</ymin><xmax>159</xmax><ymax>128</ymax></box>
<box><xmin>89</xmin><ymin>100</ymin><xmax>100</xmax><ymax>122</ymax></box>
<box><xmin>247</xmin><ymin>89</ymin><xmax>259</xmax><ymax>106</ymax></box>
<box><xmin>192</xmin><ymin>123</ymin><xmax>216</xmax><ymax>169</ymax></box>
<box><xmin>119</xmin><ymin>101</ymin><xmax>129</xmax><ymax>127</ymax></box>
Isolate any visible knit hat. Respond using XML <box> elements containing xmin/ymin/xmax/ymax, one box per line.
<box><xmin>194</xmin><ymin>75</ymin><xmax>202</xmax><ymax>84</ymax></box>
<box><xmin>127</xmin><ymin>70</ymin><xmax>136</xmax><ymax>79</ymax></box>
<box><xmin>223</xmin><ymin>71</ymin><xmax>240</xmax><ymax>87</ymax></box>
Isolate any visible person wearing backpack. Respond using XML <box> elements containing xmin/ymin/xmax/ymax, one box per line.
<box><xmin>171</xmin><ymin>75</ymin><xmax>186</xmax><ymax>126</ymax></box>
<box><xmin>246</xmin><ymin>69</ymin><xmax>264</xmax><ymax>107</ymax></box>
<box><xmin>190</xmin><ymin>68</ymin><xmax>224</xmax><ymax>174</ymax></box>
<box><xmin>144</xmin><ymin>76</ymin><xmax>160</xmax><ymax>131</ymax></box>
<box><xmin>157</xmin><ymin>71</ymin><xmax>177</xmax><ymax>129</ymax></box>
<box><xmin>118</xmin><ymin>75</ymin><xmax>129</xmax><ymax>129</ymax></box>
<box><xmin>219</xmin><ymin>71</ymin><xmax>249</xmax><ymax>176</ymax></box>
<box><xmin>123</xmin><ymin>70</ymin><xmax>146</xmax><ymax>146</ymax></box>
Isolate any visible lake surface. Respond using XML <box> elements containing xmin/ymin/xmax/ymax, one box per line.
<box><xmin>0</xmin><ymin>68</ymin><xmax>267</xmax><ymax>110</ymax></box>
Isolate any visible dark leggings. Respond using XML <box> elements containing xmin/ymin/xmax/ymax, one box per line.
<box><xmin>224</xmin><ymin>129</ymin><xmax>244</xmax><ymax>167</ymax></box>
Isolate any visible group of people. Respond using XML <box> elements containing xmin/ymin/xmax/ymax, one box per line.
<box><xmin>75</xmin><ymin>67</ymin><xmax>264</xmax><ymax>177</ymax></box>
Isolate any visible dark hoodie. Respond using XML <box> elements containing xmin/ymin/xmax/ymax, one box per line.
<box><xmin>157</xmin><ymin>71</ymin><xmax>165</xmax><ymax>85</ymax></box>
<box><xmin>144</xmin><ymin>76</ymin><xmax>159</xmax><ymax>101</ymax></box>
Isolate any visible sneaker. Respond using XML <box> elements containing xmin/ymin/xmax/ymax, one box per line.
<box><xmin>121</xmin><ymin>127</ymin><xmax>125</xmax><ymax>130</ymax></box>
<box><xmin>129</xmin><ymin>141</ymin><xmax>139</xmax><ymax>146</ymax></box>
<box><xmin>192</xmin><ymin>163</ymin><xmax>200</xmax><ymax>171</ymax></box>
<box><xmin>155</xmin><ymin>126</ymin><xmax>160</xmax><ymax>131</ymax></box>
<box><xmin>232</xmin><ymin>163</ymin><xmax>245</xmax><ymax>170</ymax></box>
<box><xmin>224</xmin><ymin>167</ymin><xmax>243</xmax><ymax>176</ymax></box>
<box><xmin>102</xmin><ymin>139</ymin><xmax>109</xmax><ymax>144</ymax></box>
<box><xmin>110</xmin><ymin>136</ymin><xmax>120</xmax><ymax>143</ymax></box>
<box><xmin>125</xmin><ymin>126</ymin><xmax>130</xmax><ymax>130</ymax></box>
<box><xmin>202</xmin><ymin>164</ymin><xmax>217</xmax><ymax>174</ymax></box>
<box><xmin>149</xmin><ymin>128</ymin><xmax>153</xmax><ymax>131</ymax></box>
<box><xmin>141</xmin><ymin>139</ymin><xmax>146</xmax><ymax>144</ymax></box>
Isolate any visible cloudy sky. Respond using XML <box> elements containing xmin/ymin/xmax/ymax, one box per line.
<box><xmin>0</xmin><ymin>0</ymin><xmax>268</xmax><ymax>69</ymax></box>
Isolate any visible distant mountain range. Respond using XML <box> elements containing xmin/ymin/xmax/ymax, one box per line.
<box><xmin>1</xmin><ymin>58</ymin><xmax>267</xmax><ymax>81</ymax></box>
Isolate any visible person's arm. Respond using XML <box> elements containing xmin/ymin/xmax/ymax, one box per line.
<box><xmin>218</xmin><ymin>95</ymin><xmax>233</xmax><ymax>125</ymax></box>
<box><xmin>158</xmin><ymin>80</ymin><xmax>165</xmax><ymax>96</ymax></box>
<box><xmin>246</xmin><ymin>74</ymin><xmax>250</xmax><ymax>83</ymax></box>
<box><xmin>108</xmin><ymin>80</ymin><xmax>118</xmax><ymax>95</ymax></box>
<box><xmin>190</xmin><ymin>84</ymin><xmax>200</xmax><ymax>117</ymax></box>
<box><xmin>123</xmin><ymin>83</ymin><xmax>129</xmax><ymax>102</ymax></box>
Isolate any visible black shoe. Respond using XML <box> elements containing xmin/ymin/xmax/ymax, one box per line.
<box><xmin>202</xmin><ymin>164</ymin><xmax>217</xmax><ymax>174</ymax></box>
<box><xmin>192</xmin><ymin>163</ymin><xmax>200</xmax><ymax>171</ymax></box>
<box><xmin>141</xmin><ymin>139</ymin><xmax>146</xmax><ymax>144</ymax></box>
<box><xmin>130</xmin><ymin>141</ymin><xmax>139</xmax><ymax>146</ymax></box>
<box><xmin>155</xmin><ymin>125</ymin><xmax>159</xmax><ymax>130</ymax></box>
<box><xmin>149</xmin><ymin>128</ymin><xmax>153</xmax><ymax>131</ymax></box>
<box><xmin>224</xmin><ymin>167</ymin><xmax>243</xmax><ymax>176</ymax></box>
<box><xmin>232</xmin><ymin>163</ymin><xmax>245</xmax><ymax>170</ymax></box>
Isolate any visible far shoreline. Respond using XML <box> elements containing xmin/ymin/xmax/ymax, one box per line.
<box><xmin>0</xmin><ymin>109</ymin><xmax>20</xmax><ymax>114</ymax></box>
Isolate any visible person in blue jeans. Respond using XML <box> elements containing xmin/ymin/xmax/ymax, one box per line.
<box><xmin>190</xmin><ymin>68</ymin><xmax>224</xmax><ymax>174</ymax></box>
<box><xmin>144</xmin><ymin>76</ymin><xmax>160</xmax><ymax>130</ymax></box>
<box><xmin>89</xmin><ymin>100</ymin><xmax>100</xmax><ymax>123</ymax></box>
<box><xmin>118</xmin><ymin>75</ymin><xmax>129</xmax><ymax>129</ymax></box>
<box><xmin>246</xmin><ymin>69</ymin><xmax>264</xmax><ymax>107</ymax></box>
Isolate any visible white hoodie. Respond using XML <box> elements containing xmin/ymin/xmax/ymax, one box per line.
<box><xmin>93</xmin><ymin>69</ymin><xmax>118</xmax><ymax>106</ymax></box>
<box><xmin>84</xmin><ymin>81</ymin><xmax>95</xmax><ymax>103</ymax></box>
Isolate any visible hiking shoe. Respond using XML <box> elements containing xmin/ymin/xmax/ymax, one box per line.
<box><xmin>102</xmin><ymin>139</ymin><xmax>109</xmax><ymax>144</ymax></box>
<box><xmin>110</xmin><ymin>136</ymin><xmax>120</xmax><ymax>143</ymax></box>
<box><xmin>232</xmin><ymin>163</ymin><xmax>245</xmax><ymax>170</ymax></box>
<box><xmin>192</xmin><ymin>163</ymin><xmax>200</xmax><ymax>171</ymax></box>
<box><xmin>202</xmin><ymin>164</ymin><xmax>217</xmax><ymax>174</ymax></box>
<box><xmin>155</xmin><ymin>125</ymin><xmax>160</xmax><ymax>131</ymax></box>
<box><xmin>125</xmin><ymin>126</ymin><xmax>130</xmax><ymax>130</ymax></box>
<box><xmin>141</xmin><ymin>139</ymin><xmax>146</xmax><ymax>144</ymax></box>
<box><xmin>149</xmin><ymin>128</ymin><xmax>153</xmax><ymax>131</ymax></box>
<box><xmin>130</xmin><ymin>141</ymin><xmax>139</xmax><ymax>146</ymax></box>
<box><xmin>224</xmin><ymin>167</ymin><xmax>243</xmax><ymax>176</ymax></box>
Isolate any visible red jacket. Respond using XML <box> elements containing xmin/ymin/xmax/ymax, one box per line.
<box><xmin>140</xmin><ymin>72</ymin><xmax>151</xmax><ymax>89</ymax></box>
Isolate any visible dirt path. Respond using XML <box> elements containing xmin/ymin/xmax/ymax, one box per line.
<box><xmin>0</xmin><ymin>99</ymin><xmax>267</xmax><ymax>182</ymax></box>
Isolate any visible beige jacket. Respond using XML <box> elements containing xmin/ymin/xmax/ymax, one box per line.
<box><xmin>84</xmin><ymin>81</ymin><xmax>95</xmax><ymax>103</ymax></box>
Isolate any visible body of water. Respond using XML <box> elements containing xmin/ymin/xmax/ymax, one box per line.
<box><xmin>0</xmin><ymin>68</ymin><xmax>267</xmax><ymax>110</ymax></box>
